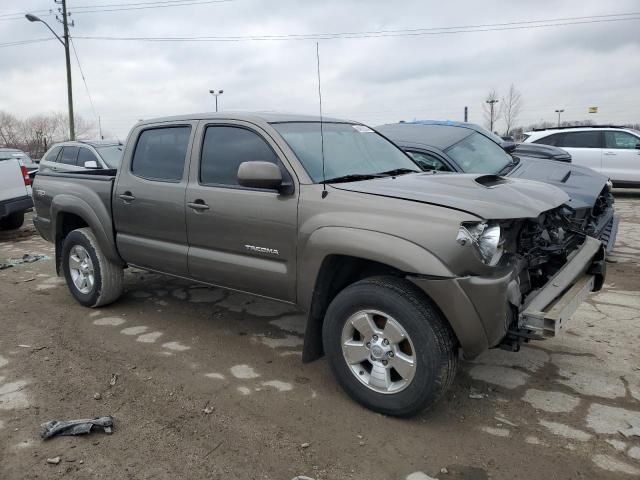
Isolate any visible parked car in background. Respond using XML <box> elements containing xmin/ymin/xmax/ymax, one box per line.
<box><xmin>39</xmin><ymin>140</ymin><xmax>124</xmax><ymax>174</ymax></box>
<box><xmin>32</xmin><ymin>112</ymin><xmax>606</xmax><ymax>416</ymax></box>
<box><xmin>523</xmin><ymin>126</ymin><xmax>640</xmax><ymax>187</ymax></box>
<box><xmin>0</xmin><ymin>148</ymin><xmax>33</xmax><ymax>230</ymax></box>
<box><xmin>377</xmin><ymin>121</ymin><xmax>618</xmax><ymax>251</ymax></box>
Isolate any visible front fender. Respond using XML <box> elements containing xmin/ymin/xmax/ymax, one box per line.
<box><xmin>51</xmin><ymin>194</ymin><xmax>122</xmax><ymax>265</ymax></box>
<box><xmin>297</xmin><ymin>226</ymin><xmax>454</xmax><ymax>311</ymax></box>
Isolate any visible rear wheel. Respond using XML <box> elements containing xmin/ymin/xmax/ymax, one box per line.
<box><xmin>323</xmin><ymin>276</ymin><xmax>458</xmax><ymax>417</ymax></box>
<box><xmin>62</xmin><ymin>227</ymin><xmax>123</xmax><ymax>307</ymax></box>
<box><xmin>0</xmin><ymin>211</ymin><xmax>25</xmax><ymax>231</ymax></box>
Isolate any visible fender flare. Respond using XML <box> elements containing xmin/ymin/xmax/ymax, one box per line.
<box><xmin>297</xmin><ymin>226</ymin><xmax>454</xmax><ymax>311</ymax></box>
<box><xmin>51</xmin><ymin>194</ymin><xmax>122</xmax><ymax>265</ymax></box>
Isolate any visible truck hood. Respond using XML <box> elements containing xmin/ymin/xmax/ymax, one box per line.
<box><xmin>332</xmin><ymin>172</ymin><xmax>570</xmax><ymax>220</ymax></box>
<box><xmin>507</xmin><ymin>157</ymin><xmax>608</xmax><ymax>210</ymax></box>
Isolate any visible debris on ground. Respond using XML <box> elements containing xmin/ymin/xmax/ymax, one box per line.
<box><xmin>469</xmin><ymin>393</ymin><xmax>487</xmax><ymax>399</ymax></box>
<box><xmin>46</xmin><ymin>457</ymin><xmax>61</xmax><ymax>465</ymax></box>
<box><xmin>109</xmin><ymin>373</ymin><xmax>118</xmax><ymax>386</ymax></box>
<box><xmin>93</xmin><ymin>392</ymin><xmax>102</xmax><ymax>400</ymax></box>
<box><xmin>300</xmin><ymin>442</ymin><xmax>310</xmax><ymax>449</ymax></box>
<box><xmin>41</xmin><ymin>416</ymin><xmax>114</xmax><ymax>440</ymax></box>
<box><xmin>1</xmin><ymin>254</ymin><xmax>48</xmax><ymax>270</ymax></box>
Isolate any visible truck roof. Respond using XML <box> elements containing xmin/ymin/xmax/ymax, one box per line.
<box><xmin>136</xmin><ymin>111</ymin><xmax>354</xmax><ymax>126</ymax></box>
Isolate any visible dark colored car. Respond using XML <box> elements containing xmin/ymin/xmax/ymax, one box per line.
<box><xmin>377</xmin><ymin>120</ymin><xmax>617</xmax><ymax>251</ymax></box>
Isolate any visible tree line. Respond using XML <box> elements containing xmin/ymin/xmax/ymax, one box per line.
<box><xmin>0</xmin><ymin>111</ymin><xmax>96</xmax><ymax>159</ymax></box>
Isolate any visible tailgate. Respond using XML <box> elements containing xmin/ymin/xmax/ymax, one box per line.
<box><xmin>0</xmin><ymin>159</ymin><xmax>28</xmax><ymax>202</ymax></box>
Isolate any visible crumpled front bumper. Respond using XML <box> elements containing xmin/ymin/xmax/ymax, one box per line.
<box><xmin>519</xmin><ymin>235</ymin><xmax>605</xmax><ymax>337</ymax></box>
<box><xmin>409</xmin><ymin>235</ymin><xmax>605</xmax><ymax>359</ymax></box>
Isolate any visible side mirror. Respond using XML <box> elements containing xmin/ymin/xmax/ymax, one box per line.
<box><xmin>502</xmin><ymin>141</ymin><xmax>517</xmax><ymax>153</ymax></box>
<box><xmin>84</xmin><ymin>160</ymin><xmax>99</xmax><ymax>169</ymax></box>
<box><xmin>635</xmin><ymin>143</ymin><xmax>640</xmax><ymax>150</ymax></box>
<box><xmin>237</xmin><ymin>161</ymin><xmax>283</xmax><ymax>190</ymax></box>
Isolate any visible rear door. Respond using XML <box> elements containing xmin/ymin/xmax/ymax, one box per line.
<box><xmin>555</xmin><ymin>131</ymin><xmax>603</xmax><ymax>173</ymax></box>
<box><xmin>113</xmin><ymin>123</ymin><xmax>195</xmax><ymax>276</ymax></box>
<box><xmin>38</xmin><ymin>145</ymin><xmax>63</xmax><ymax>173</ymax></box>
<box><xmin>185</xmin><ymin>121</ymin><xmax>298</xmax><ymax>301</ymax></box>
<box><xmin>603</xmin><ymin>130</ymin><xmax>640</xmax><ymax>184</ymax></box>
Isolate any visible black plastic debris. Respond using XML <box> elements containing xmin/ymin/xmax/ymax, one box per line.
<box><xmin>41</xmin><ymin>416</ymin><xmax>114</xmax><ymax>440</ymax></box>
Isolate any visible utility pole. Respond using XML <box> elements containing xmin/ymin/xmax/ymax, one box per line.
<box><xmin>60</xmin><ymin>0</ymin><xmax>75</xmax><ymax>140</ymax></box>
<box><xmin>486</xmin><ymin>99</ymin><xmax>499</xmax><ymax>132</ymax></box>
<box><xmin>26</xmin><ymin>2</ymin><xmax>75</xmax><ymax>140</ymax></box>
<box><xmin>98</xmin><ymin>116</ymin><xmax>103</xmax><ymax>139</ymax></box>
<box><xmin>464</xmin><ymin>106</ymin><xmax>468</xmax><ymax>122</ymax></box>
<box><xmin>555</xmin><ymin>109</ymin><xmax>564</xmax><ymax>128</ymax></box>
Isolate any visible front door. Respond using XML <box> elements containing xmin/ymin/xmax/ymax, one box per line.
<box><xmin>185</xmin><ymin>121</ymin><xmax>298</xmax><ymax>302</ymax></box>
<box><xmin>113</xmin><ymin>124</ymin><xmax>195</xmax><ymax>276</ymax></box>
<box><xmin>603</xmin><ymin>130</ymin><xmax>640</xmax><ymax>184</ymax></box>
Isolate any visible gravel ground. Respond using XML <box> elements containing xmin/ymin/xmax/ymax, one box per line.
<box><xmin>1</xmin><ymin>192</ymin><xmax>639</xmax><ymax>480</ymax></box>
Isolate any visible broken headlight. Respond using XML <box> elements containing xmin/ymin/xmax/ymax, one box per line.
<box><xmin>456</xmin><ymin>222</ymin><xmax>503</xmax><ymax>266</ymax></box>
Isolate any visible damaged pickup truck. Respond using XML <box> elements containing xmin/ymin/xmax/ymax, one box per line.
<box><xmin>32</xmin><ymin>113</ymin><xmax>605</xmax><ymax>416</ymax></box>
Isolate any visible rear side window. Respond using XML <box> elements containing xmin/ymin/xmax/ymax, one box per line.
<box><xmin>59</xmin><ymin>146</ymin><xmax>80</xmax><ymax>165</ymax></box>
<box><xmin>44</xmin><ymin>146</ymin><xmax>62</xmax><ymax>162</ymax></box>
<box><xmin>559</xmin><ymin>131</ymin><xmax>602</xmax><ymax>148</ymax></box>
<box><xmin>131</xmin><ymin>126</ymin><xmax>191</xmax><ymax>181</ymax></box>
<box><xmin>533</xmin><ymin>133</ymin><xmax>564</xmax><ymax>146</ymax></box>
<box><xmin>605</xmin><ymin>131</ymin><xmax>640</xmax><ymax>149</ymax></box>
<box><xmin>200</xmin><ymin>126</ymin><xmax>279</xmax><ymax>186</ymax></box>
<box><xmin>78</xmin><ymin>148</ymin><xmax>99</xmax><ymax>166</ymax></box>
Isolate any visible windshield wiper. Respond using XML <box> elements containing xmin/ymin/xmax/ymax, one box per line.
<box><xmin>496</xmin><ymin>157</ymin><xmax>520</xmax><ymax>176</ymax></box>
<box><xmin>376</xmin><ymin>168</ymin><xmax>420</xmax><ymax>177</ymax></box>
<box><xmin>323</xmin><ymin>173</ymin><xmax>384</xmax><ymax>183</ymax></box>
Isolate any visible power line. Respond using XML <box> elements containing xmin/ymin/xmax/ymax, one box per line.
<box><xmin>0</xmin><ymin>0</ymin><xmax>233</xmax><ymax>20</ymax></box>
<box><xmin>72</xmin><ymin>13</ymin><xmax>640</xmax><ymax>42</ymax></box>
<box><xmin>0</xmin><ymin>38</ymin><xmax>53</xmax><ymax>48</ymax></box>
<box><xmin>69</xmin><ymin>37</ymin><xmax>100</xmax><ymax>126</ymax></box>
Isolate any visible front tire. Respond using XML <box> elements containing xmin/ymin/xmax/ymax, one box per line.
<box><xmin>0</xmin><ymin>211</ymin><xmax>25</xmax><ymax>230</ymax></box>
<box><xmin>322</xmin><ymin>276</ymin><xmax>458</xmax><ymax>417</ymax></box>
<box><xmin>61</xmin><ymin>227</ymin><xmax>123</xmax><ymax>307</ymax></box>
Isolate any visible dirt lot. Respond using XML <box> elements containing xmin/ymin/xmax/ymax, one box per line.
<box><xmin>1</xmin><ymin>192</ymin><xmax>639</xmax><ymax>480</ymax></box>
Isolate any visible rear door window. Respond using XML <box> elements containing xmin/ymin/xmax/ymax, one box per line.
<box><xmin>533</xmin><ymin>133</ymin><xmax>564</xmax><ymax>146</ymax></box>
<box><xmin>407</xmin><ymin>150</ymin><xmax>452</xmax><ymax>171</ymax></box>
<box><xmin>558</xmin><ymin>131</ymin><xmax>602</xmax><ymax>148</ymax></box>
<box><xmin>131</xmin><ymin>126</ymin><xmax>191</xmax><ymax>181</ymax></box>
<box><xmin>59</xmin><ymin>146</ymin><xmax>80</xmax><ymax>166</ymax></box>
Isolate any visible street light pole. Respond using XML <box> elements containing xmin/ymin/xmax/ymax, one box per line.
<box><xmin>555</xmin><ymin>109</ymin><xmax>564</xmax><ymax>128</ymax></box>
<box><xmin>209</xmin><ymin>89</ymin><xmax>224</xmax><ymax>112</ymax></box>
<box><xmin>486</xmin><ymin>99</ymin><xmax>499</xmax><ymax>132</ymax></box>
<box><xmin>25</xmin><ymin>4</ymin><xmax>75</xmax><ymax>140</ymax></box>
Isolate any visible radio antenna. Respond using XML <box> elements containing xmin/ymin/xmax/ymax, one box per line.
<box><xmin>316</xmin><ymin>42</ymin><xmax>328</xmax><ymax>198</ymax></box>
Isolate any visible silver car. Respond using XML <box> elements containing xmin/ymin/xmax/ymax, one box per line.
<box><xmin>39</xmin><ymin>140</ymin><xmax>123</xmax><ymax>173</ymax></box>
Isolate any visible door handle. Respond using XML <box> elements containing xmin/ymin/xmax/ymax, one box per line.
<box><xmin>187</xmin><ymin>200</ymin><xmax>210</xmax><ymax>211</ymax></box>
<box><xmin>119</xmin><ymin>191</ymin><xmax>136</xmax><ymax>202</ymax></box>
<box><xmin>604</xmin><ymin>151</ymin><xmax>617</xmax><ymax>156</ymax></box>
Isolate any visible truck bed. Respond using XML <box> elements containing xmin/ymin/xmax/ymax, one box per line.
<box><xmin>32</xmin><ymin>170</ymin><xmax>117</xmax><ymax>245</ymax></box>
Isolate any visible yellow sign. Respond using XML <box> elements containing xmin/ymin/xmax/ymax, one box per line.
<box><xmin>588</xmin><ymin>107</ymin><xmax>598</xmax><ymax>113</ymax></box>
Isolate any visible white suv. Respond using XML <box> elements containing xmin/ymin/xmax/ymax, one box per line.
<box><xmin>524</xmin><ymin>126</ymin><xmax>640</xmax><ymax>187</ymax></box>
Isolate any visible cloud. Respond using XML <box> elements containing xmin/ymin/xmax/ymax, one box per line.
<box><xmin>0</xmin><ymin>0</ymin><xmax>638</xmax><ymax>138</ymax></box>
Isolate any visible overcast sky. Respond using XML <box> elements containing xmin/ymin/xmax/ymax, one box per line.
<box><xmin>1</xmin><ymin>0</ymin><xmax>639</xmax><ymax>139</ymax></box>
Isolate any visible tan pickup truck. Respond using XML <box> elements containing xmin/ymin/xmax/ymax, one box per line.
<box><xmin>32</xmin><ymin>113</ymin><xmax>605</xmax><ymax>416</ymax></box>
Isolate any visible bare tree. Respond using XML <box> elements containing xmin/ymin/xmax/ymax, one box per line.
<box><xmin>502</xmin><ymin>84</ymin><xmax>522</xmax><ymax>136</ymax></box>
<box><xmin>0</xmin><ymin>111</ymin><xmax>21</xmax><ymax>147</ymax></box>
<box><xmin>482</xmin><ymin>89</ymin><xmax>501</xmax><ymax>133</ymax></box>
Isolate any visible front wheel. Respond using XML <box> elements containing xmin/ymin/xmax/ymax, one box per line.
<box><xmin>61</xmin><ymin>227</ymin><xmax>123</xmax><ymax>307</ymax></box>
<box><xmin>322</xmin><ymin>276</ymin><xmax>458</xmax><ymax>417</ymax></box>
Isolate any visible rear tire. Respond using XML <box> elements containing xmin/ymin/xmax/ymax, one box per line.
<box><xmin>61</xmin><ymin>227</ymin><xmax>123</xmax><ymax>307</ymax></box>
<box><xmin>322</xmin><ymin>276</ymin><xmax>458</xmax><ymax>417</ymax></box>
<box><xmin>0</xmin><ymin>211</ymin><xmax>25</xmax><ymax>230</ymax></box>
